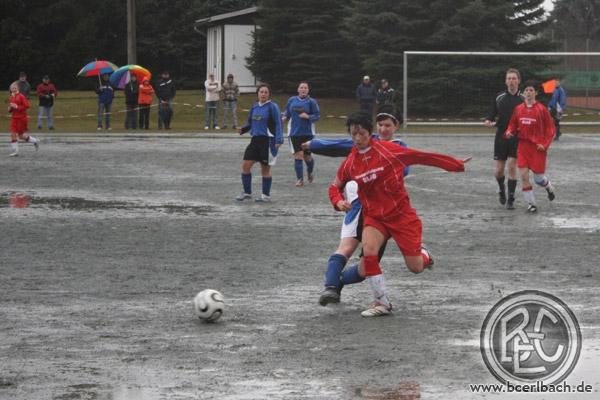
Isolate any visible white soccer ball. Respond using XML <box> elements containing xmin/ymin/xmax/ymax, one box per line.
<box><xmin>193</xmin><ymin>289</ymin><xmax>225</xmax><ymax>322</ymax></box>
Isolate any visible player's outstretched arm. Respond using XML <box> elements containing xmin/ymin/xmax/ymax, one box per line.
<box><xmin>307</xmin><ymin>138</ymin><xmax>354</xmax><ymax>157</ymax></box>
<box><xmin>392</xmin><ymin>145</ymin><xmax>466</xmax><ymax>172</ymax></box>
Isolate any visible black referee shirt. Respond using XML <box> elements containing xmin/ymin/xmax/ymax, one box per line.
<box><xmin>486</xmin><ymin>90</ymin><xmax>524</xmax><ymax>137</ymax></box>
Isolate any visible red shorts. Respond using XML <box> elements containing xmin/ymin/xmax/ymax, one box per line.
<box><xmin>10</xmin><ymin>118</ymin><xmax>28</xmax><ymax>135</ymax></box>
<box><xmin>517</xmin><ymin>140</ymin><xmax>547</xmax><ymax>174</ymax></box>
<box><xmin>363</xmin><ymin>208</ymin><xmax>422</xmax><ymax>257</ymax></box>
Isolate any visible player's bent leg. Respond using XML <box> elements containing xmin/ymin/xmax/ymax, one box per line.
<box><xmin>534</xmin><ymin>173</ymin><xmax>555</xmax><ymax>201</ymax></box>
<box><xmin>359</xmin><ymin>226</ymin><xmax>392</xmax><ymax>316</ymax></box>
<box><xmin>304</xmin><ymin>154</ymin><xmax>315</xmax><ymax>183</ymax></box>
<box><xmin>494</xmin><ymin>160</ymin><xmax>507</xmax><ymax>205</ymax></box>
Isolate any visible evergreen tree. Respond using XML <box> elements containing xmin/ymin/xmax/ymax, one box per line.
<box><xmin>247</xmin><ymin>0</ymin><xmax>359</xmax><ymax>97</ymax></box>
<box><xmin>343</xmin><ymin>0</ymin><xmax>555</xmax><ymax>116</ymax></box>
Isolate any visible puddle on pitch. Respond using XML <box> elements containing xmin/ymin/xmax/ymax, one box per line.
<box><xmin>355</xmin><ymin>381</ymin><xmax>421</xmax><ymax>399</ymax></box>
<box><xmin>548</xmin><ymin>217</ymin><xmax>600</xmax><ymax>232</ymax></box>
<box><xmin>0</xmin><ymin>192</ymin><xmax>215</xmax><ymax>215</ymax></box>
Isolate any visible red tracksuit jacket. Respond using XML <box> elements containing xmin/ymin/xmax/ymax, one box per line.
<box><xmin>329</xmin><ymin>139</ymin><xmax>465</xmax><ymax>220</ymax></box>
<box><xmin>8</xmin><ymin>92</ymin><xmax>29</xmax><ymax>119</ymax></box>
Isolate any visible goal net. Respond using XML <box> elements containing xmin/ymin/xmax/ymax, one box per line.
<box><xmin>402</xmin><ymin>51</ymin><xmax>600</xmax><ymax>126</ymax></box>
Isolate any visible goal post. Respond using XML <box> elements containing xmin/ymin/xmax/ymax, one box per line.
<box><xmin>402</xmin><ymin>51</ymin><xmax>600</xmax><ymax>128</ymax></box>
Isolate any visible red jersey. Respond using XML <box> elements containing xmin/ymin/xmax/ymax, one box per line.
<box><xmin>8</xmin><ymin>92</ymin><xmax>29</xmax><ymax>120</ymax></box>
<box><xmin>505</xmin><ymin>101</ymin><xmax>555</xmax><ymax>149</ymax></box>
<box><xmin>329</xmin><ymin>139</ymin><xmax>465</xmax><ymax>220</ymax></box>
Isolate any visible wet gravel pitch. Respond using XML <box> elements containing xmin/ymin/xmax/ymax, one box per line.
<box><xmin>1</xmin><ymin>133</ymin><xmax>599</xmax><ymax>399</ymax></box>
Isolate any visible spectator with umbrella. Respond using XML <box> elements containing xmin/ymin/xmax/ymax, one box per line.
<box><xmin>109</xmin><ymin>65</ymin><xmax>152</xmax><ymax>130</ymax></box>
<box><xmin>77</xmin><ymin>60</ymin><xmax>118</xmax><ymax>131</ymax></box>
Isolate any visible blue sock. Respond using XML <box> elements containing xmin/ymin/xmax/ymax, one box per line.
<box><xmin>294</xmin><ymin>159</ymin><xmax>303</xmax><ymax>180</ymax></box>
<box><xmin>340</xmin><ymin>264</ymin><xmax>364</xmax><ymax>285</ymax></box>
<box><xmin>306</xmin><ymin>158</ymin><xmax>314</xmax><ymax>174</ymax></box>
<box><xmin>241</xmin><ymin>173</ymin><xmax>251</xmax><ymax>194</ymax></box>
<box><xmin>324</xmin><ymin>253</ymin><xmax>347</xmax><ymax>288</ymax></box>
<box><xmin>262</xmin><ymin>176</ymin><xmax>272</xmax><ymax>196</ymax></box>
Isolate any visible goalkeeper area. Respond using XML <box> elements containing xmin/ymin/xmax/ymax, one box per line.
<box><xmin>403</xmin><ymin>51</ymin><xmax>600</xmax><ymax>126</ymax></box>
<box><xmin>1</xmin><ymin>133</ymin><xmax>599</xmax><ymax>399</ymax></box>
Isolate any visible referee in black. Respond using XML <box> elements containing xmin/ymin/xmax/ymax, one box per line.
<box><xmin>484</xmin><ymin>68</ymin><xmax>524</xmax><ymax>210</ymax></box>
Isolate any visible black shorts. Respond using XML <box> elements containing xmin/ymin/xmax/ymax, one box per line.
<box><xmin>290</xmin><ymin>135</ymin><xmax>313</xmax><ymax>155</ymax></box>
<box><xmin>494</xmin><ymin>134</ymin><xmax>518</xmax><ymax>161</ymax></box>
<box><xmin>243</xmin><ymin>136</ymin><xmax>270</xmax><ymax>165</ymax></box>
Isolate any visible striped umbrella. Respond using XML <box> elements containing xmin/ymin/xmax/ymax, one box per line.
<box><xmin>109</xmin><ymin>65</ymin><xmax>152</xmax><ymax>89</ymax></box>
<box><xmin>77</xmin><ymin>60</ymin><xmax>118</xmax><ymax>77</ymax></box>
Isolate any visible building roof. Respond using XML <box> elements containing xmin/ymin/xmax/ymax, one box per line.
<box><xmin>194</xmin><ymin>6</ymin><xmax>257</xmax><ymax>26</ymax></box>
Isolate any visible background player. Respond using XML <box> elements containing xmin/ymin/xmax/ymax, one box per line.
<box><xmin>484</xmin><ymin>68</ymin><xmax>523</xmax><ymax>210</ymax></box>
<box><xmin>7</xmin><ymin>82</ymin><xmax>38</xmax><ymax>157</ymax></box>
<box><xmin>236</xmin><ymin>83</ymin><xmax>283</xmax><ymax>203</ymax></box>
<box><xmin>282</xmin><ymin>82</ymin><xmax>320</xmax><ymax>187</ymax></box>
<box><xmin>505</xmin><ymin>80</ymin><xmax>556</xmax><ymax>213</ymax></box>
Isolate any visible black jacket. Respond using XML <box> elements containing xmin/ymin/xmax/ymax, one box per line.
<box><xmin>124</xmin><ymin>81</ymin><xmax>139</xmax><ymax>105</ymax></box>
<box><xmin>155</xmin><ymin>79</ymin><xmax>176</xmax><ymax>101</ymax></box>
<box><xmin>486</xmin><ymin>90</ymin><xmax>524</xmax><ymax>135</ymax></box>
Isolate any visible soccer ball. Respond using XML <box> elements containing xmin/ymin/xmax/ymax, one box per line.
<box><xmin>193</xmin><ymin>289</ymin><xmax>225</xmax><ymax>322</ymax></box>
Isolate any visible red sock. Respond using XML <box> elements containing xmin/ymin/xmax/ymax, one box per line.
<box><xmin>363</xmin><ymin>255</ymin><xmax>382</xmax><ymax>277</ymax></box>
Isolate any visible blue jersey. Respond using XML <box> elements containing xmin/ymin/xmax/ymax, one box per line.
<box><xmin>241</xmin><ymin>100</ymin><xmax>284</xmax><ymax>144</ymax></box>
<box><xmin>283</xmin><ymin>96</ymin><xmax>320</xmax><ymax>136</ymax></box>
<box><xmin>309</xmin><ymin>135</ymin><xmax>410</xmax><ymax>177</ymax></box>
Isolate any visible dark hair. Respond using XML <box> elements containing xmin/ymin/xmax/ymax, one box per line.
<box><xmin>523</xmin><ymin>79</ymin><xmax>538</xmax><ymax>91</ymax></box>
<box><xmin>256</xmin><ymin>83</ymin><xmax>271</xmax><ymax>96</ymax></box>
<box><xmin>19</xmin><ymin>71</ymin><xmax>26</xmax><ymax>77</ymax></box>
<box><xmin>162</xmin><ymin>71</ymin><xmax>170</xmax><ymax>75</ymax></box>
<box><xmin>375</xmin><ymin>104</ymin><xmax>403</xmax><ymax>125</ymax></box>
<box><xmin>346</xmin><ymin>112</ymin><xmax>373</xmax><ymax>134</ymax></box>
<box><xmin>298</xmin><ymin>81</ymin><xmax>310</xmax><ymax>90</ymax></box>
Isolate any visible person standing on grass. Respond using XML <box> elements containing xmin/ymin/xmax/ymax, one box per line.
<box><xmin>282</xmin><ymin>81</ymin><xmax>320</xmax><ymax>187</ymax></box>
<box><xmin>505</xmin><ymin>80</ymin><xmax>556</xmax><ymax>213</ymax></box>
<box><xmin>14</xmin><ymin>71</ymin><xmax>31</xmax><ymax>98</ymax></box>
<box><xmin>124</xmin><ymin>74</ymin><xmax>138</xmax><ymax>129</ymax></box>
<box><xmin>36</xmin><ymin>75</ymin><xmax>57</xmax><ymax>130</ymax></box>
<box><xmin>484</xmin><ymin>68</ymin><xmax>523</xmax><ymax>210</ymax></box>
<box><xmin>138</xmin><ymin>78</ymin><xmax>154</xmax><ymax>130</ymax></box>
<box><xmin>7</xmin><ymin>82</ymin><xmax>39</xmax><ymax>157</ymax></box>
<box><xmin>95</xmin><ymin>73</ymin><xmax>114</xmax><ymax>130</ymax></box>
<box><xmin>204</xmin><ymin>73</ymin><xmax>220</xmax><ymax>130</ymax></box>
<box><xmin>235</xmin><ymin>83</ymin><xmax>283</xmax><ymax>203</ymax></box>
<box><xmin>221</xmin><ymin>73</ymin><xmax>239</xmax><ymax>130</ymax></box>
<box><xmin>156</xmin><ymin>71</ymin><xmax>176</xmax><ymax>130</ymax></box>
<box><xmin>356</xmin><ymin>75</ymin><xmax>377</xmax><ymax>116</ymax></box>
<box><xmin>376</xmin><ymin>78</ymin><xmax>395</xmax><ymax>106</ymax></box>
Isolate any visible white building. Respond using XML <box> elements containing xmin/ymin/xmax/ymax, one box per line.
<box><xmin>194</xmin><ymin>7</ymin><xmax>258</xmax><ymax>93</ymax></box>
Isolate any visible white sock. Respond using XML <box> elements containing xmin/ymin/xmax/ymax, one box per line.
<box><xmin>10</xmin><ymin>141</ymin><xmax>18</xmax><ymax>153</ymax></box>
<box><xmin>523</xmin><ymin>189</ymin><xmax>536</xmax><ymax>205</ymax></box>
<box><xmin>27</xmin><ymin>136</ymin><xmax>38</xmax><ymax>144</ymax></box>
<box><xmin>367</xmin><ymin>274</ymin><xmax>390</xmax><ymax>307</ymax></box>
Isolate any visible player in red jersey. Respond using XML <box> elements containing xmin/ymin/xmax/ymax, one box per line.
<box><xmin>328</xmin><ymin>112</ymin><xmax>469</xmax><ymax>316</ymax></box>
<box><xmin>7</xmin><ymin>82</ymin><xmax>39</xmax><ymax>157</ymax></box>
<box><xmin>505</xmin><ymin>80</ymin><xmax>556</xmax><ymax>213</ymax></box>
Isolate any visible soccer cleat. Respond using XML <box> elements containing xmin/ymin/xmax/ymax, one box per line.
<box><xmin>308</xmin><ymin>173</ymin><xmax>314</xmax><ymax>183</ymax></box>
<box><xmin>235</xmin><ymin>192</ymin><xmax>252</xmax><ymax>201</ymax></box>
<box><xmin>295</xmin><ymin>179</ymin><xmax>304</xmax><ymax>187</ymax></box>
<box><xmin>9</xmin><ymin>152</ymin><xmax>18</xmax><ymax>157</ymax></box>
<box><xmin>361</xmin><ymin>301</ymin><xmax>392</xmax><ymax>317</ymax></box>
<box><xmin>255</xmin><ymin>194</ymin><xmax>271</xmax><ymax>203</ymax></box>
<box><xmin>506</xmin><ymin>197</ymin><xmax>515</xmax><ymax>210</ymax></box>
<box><xmin>498</xmin><ymin>190</ymin><xmax>507</xmax><ymax>205</ymax></box>
<box><xmin>34</xmin><ymin>142</ymin><xmax>39</xmax><ymax>152</ymax></box>
<box><xmin>318</xmin><ymin>286</ymin><xmax>341</xmax><ymax>306</ymax></box>
<box><xmin>546</xmin><ymin>188</ymin><xmax>555</xmax><ymax>201</ymax></box>
<box><xmin>422</xmin><ymin>245</ymin><xmax>434</xmax><ymax>269</ymax></box>
<box><xmin>527</xmin><ymin>204</ymin><xmax>538</xmax><ymax>213</ymax></box>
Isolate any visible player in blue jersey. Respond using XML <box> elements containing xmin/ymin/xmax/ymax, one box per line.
<box><xmin>236</xmin><ymin>83</ymin><xmax>283</xmax><ymax>203</ymax></box>
<box><xmin>304</xmin><ymin>106</ymin><xmax>410</xmax><ymax>316</ymax></box>
<box><xmin>282</xmin><ymin>81</ymin><xmax>320</xmax><ymax>186</ymax></box>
